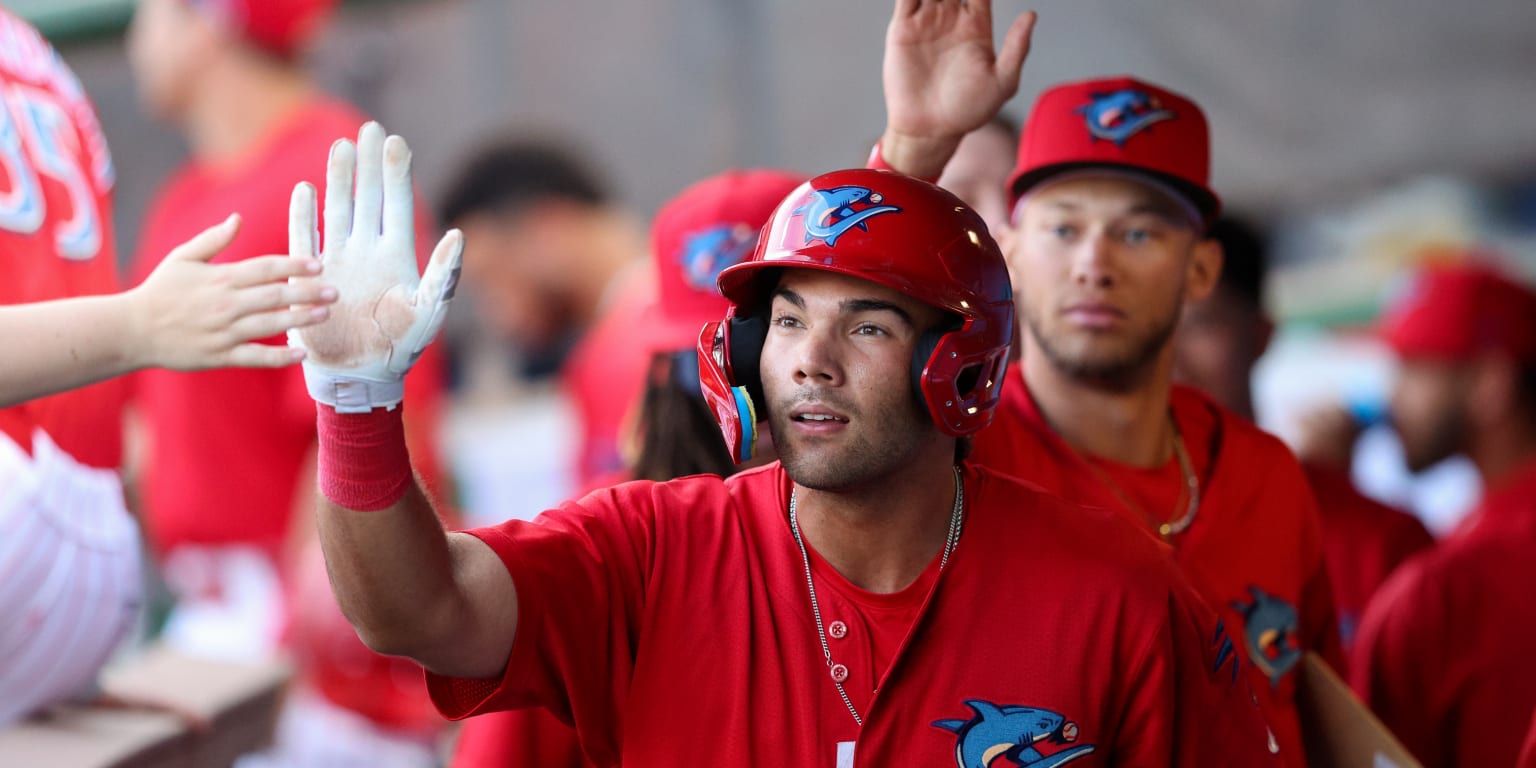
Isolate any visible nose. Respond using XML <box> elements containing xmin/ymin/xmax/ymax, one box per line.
<box><xmin>1069</xmin><ymin>231</ymin><xmax>1115</xmax><ymax>289</ymax></box>
<box><xmin>792</xmin><ymin>327</ymin><xmax>844</xmax><ymax>387</ymax></box>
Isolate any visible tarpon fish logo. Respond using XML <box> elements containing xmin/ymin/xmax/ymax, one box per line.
<box><xmin>932</xmin><ymin>700</ymin><xmax>1096</xmax><ymax>768</ymax></box>
<box><xmin>792</xmin><ymin>185</ymin><xmax>900</xmax><ymax>247</ymax></box>
<box><xmin>679</xmin><ymin>223</ymin><xmax>758</xmax><ymax>291</ymax></box>
<box><xmin>1231</xmin><ymin>585</ymin><xmax>1302</xmax><ymax>687</ymax></box>
<box><xmin>1078</xmin><ymin>89</ymin><xmax>1175</xmax><ymax>145</ymax></box>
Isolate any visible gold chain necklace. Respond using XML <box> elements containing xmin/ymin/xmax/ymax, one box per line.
<box><xmin>787</xmin><ymin>465</ymin><xmax>964</xmax><ymax>728</ymax></box>
<box><xmin>1079</xmin><ymin>416</ymin><xmax>1201</xmax><ymax>541</ymax></box>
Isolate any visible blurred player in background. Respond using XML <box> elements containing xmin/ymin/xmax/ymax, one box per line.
<box><xmin>0</xmin><ymin>8</ymin><xmax>333</xmax><ymax>727</ymax></box>
<box><xmin>439</xmin><ymin>142</ymin><xmax>653</xmax><ymax>491</ymax></box>
<box><xmin>450</xmin><ymin>168</ymin><xmax>801</xmax><ymax>768</ymax></box>
<box><xmin>1351</xmin><ymin>259</ymin><xmax>1536</xmax><ymax>768</ymax></box>
<box><xmin>125</xmin><ymin>0</ymin><xmax>447</xmax><ymax>763</ymax></box>
<box><xmin>1172</xmin><ymin>217</ymin><xmax>1433</xmax><ymax>653</ymax></box>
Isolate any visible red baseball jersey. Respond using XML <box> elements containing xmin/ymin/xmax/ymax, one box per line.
<box><xmin>1350</xmin><ymin>457</ymin><xmax>1536</xmax><ymax>768</ymax></box>
<box><xmin>1521</xmin><ymin>711</ymin><xmax>1536</xmax><ymax>768</ymax></box>
<box><xmin>426</xmin><ymin>462</ymin><xmax>1279</xmax><ymax>767</ymax></box>
<box><xmin>130</xmin><ymin>97</ymin><xmax>445</xmax><ymax>560</ymax></box>
<box><xmin>0</xmin><ymin>10</ymin><xmax>123</xmax><ymax>468</ymax></box>
<box><xmin>1302</xmin><ymin>462</ymin><xmax>1434</xmax><ymax>653</ymax></box>
<box><xmin>970</xmin><ymin>364</ymin><xmax>1340</xmax><ymax>767</ymax></box>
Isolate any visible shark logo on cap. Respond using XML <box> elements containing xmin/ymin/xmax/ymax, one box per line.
<box><xmin>1078</xmin><ymin>88</ymin><xmax>1175</xmax><ymax>145</ymax></box>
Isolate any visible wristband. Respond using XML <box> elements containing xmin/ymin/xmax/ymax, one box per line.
<box><xmin>316</xmin><ymin>403</ymin><xmax>414</xmax><ymax>511</ymax></box>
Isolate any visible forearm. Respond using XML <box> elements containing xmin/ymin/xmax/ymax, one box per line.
<box><xmin>314</xmin><ymin>404</ymin><xmax>516</xmax><ymax>679</ymax></box>
<box><xmin>0</xmin><ymin>293</ymin><xmax>142</xmax><ymax>408</ymax></box>
<box><xmin>874</xmin><ymin>128</ymin><xmax>961</xmax><ymax>181</ymax></box>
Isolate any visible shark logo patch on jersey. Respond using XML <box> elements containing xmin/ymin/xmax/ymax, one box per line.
<box><xmin>1077</xmin><ymin>88</ymin><xmax>1175</xmax><ymax>145</ymax></box>
<box><xmin>932</xmin><ymin>699</ymin><xmax>1096</xmax><ymax>768</ymax></box>
<box><xmin>1231</xmin><ymin>585</ymin><xmax>1302</xmax><ymax>687</ymax></box>
<box><xmin>679</xmin><ymin>223</ymin><xmax>758</xmax><ymax>291</ymax></box>
<box><xmin>792</xmin><ymin>185</ymin><xmax>900</xmax><ymax>247</ymax></box>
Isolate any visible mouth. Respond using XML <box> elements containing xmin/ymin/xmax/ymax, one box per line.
<box><xmin>1060</xmin><ymin>302</ymin><xmax>1126</xmax><ymax>329</ymax></box>
<box><xmin>788</xmin><ymin>405</ymin><xmax>851</xmax><ymax>433</ymax></box>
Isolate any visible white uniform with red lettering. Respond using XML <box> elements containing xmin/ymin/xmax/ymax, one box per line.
<box><xmin>0</xmin><ymin>9</ymin><xmax>142</xmax><ymax>726</ymax></box>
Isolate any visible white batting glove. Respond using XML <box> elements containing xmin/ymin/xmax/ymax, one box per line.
<box><xmin>288</xmin><ymin>121</ymin><xmax>463</xmax><ymax>413</ymax></box>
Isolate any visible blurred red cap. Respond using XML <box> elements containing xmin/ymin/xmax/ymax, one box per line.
<box><xmin>1009</xmin><ymin>76</ymin><xmax>1220</xmax><ymax>223</ymax></box>
<box><xmin>1380</xmin><ymin>256</ymin><xmax>1536</xmax><ymax>363</ymax></box>
<box><xmin>641</xmin><ymin>169</ymin><xmax>804</xmax><ymax>353</ymax></box>
<box><xmin>195</xmin><ymin>0</ymin><xmax>337</xmax><ymax>56</ymax></box>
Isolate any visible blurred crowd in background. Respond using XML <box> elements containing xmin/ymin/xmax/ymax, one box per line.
<box><xmin>2</xmin><ymin>0</ymin><xmax>1535</xmax><ymax>766</ymax></box>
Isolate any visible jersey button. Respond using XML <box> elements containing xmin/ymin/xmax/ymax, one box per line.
<box><xmin>828</xmin><ymin>620</ymin><xmax>848</xmax><ymax>639</ymax></box>
<box><xmin>830</xmin><ymin>664</ymin><xmax>849</xmax><ymax>683</ymax></box>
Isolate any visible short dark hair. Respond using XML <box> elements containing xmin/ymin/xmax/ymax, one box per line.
<box><xmin>438</xmin><ymin>140</ymin><xmax>609</xmax><ymax>227</ymax></box>
<box><xmin>1208</xmin><ymin>216</ymin><xmax>1269</xmax><ymax>311</ymax></box>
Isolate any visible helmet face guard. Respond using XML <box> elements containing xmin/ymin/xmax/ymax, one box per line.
<box><xmin>696</xmin><ymin>169</ymin><xmax>1015</xmax><ymax>464</ymax></box>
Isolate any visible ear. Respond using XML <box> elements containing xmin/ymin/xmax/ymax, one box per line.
<box><xmin>1465</xmin><ymin>354</ymin><xmax>1518</xmax><ymax>427</ymax></box>
<box><xmin>1255</xmin><ymin>313</ymin><xmax>1275</xmax><ymax>358</ymax></box>
<box><xmin>1185</xmin><ymin>235</ymin><xmax>1223</xmax><ymax>305</ymax></box>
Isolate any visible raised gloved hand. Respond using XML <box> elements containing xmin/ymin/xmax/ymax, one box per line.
<box><xmin>288</xmin><ymin>122</ymin><xmax>462</xmax><ymax>413</ymax></box>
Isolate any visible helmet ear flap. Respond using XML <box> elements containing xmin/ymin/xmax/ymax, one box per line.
<box><xmin>727</xmin><ymin>313</ymin><xmax>768</xmax><ymax>412</ymax></box>
<box><xmin>696</xmin><ymin>316</ymin><xmax>769</xmax><ymax>465</ymax></box>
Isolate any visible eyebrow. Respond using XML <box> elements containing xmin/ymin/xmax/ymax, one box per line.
<box><xmin>772</xmin><ymin>287</ymin><xmax>915</xmax><ymax>328</ymax></box>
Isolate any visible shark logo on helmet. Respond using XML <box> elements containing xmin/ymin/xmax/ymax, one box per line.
<box><xmin>792</xmin><ymin>185</ymin><xmax>901</xmax><ymax>247</ymax></box>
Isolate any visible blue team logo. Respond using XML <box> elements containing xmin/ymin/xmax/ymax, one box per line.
<box><xmin>932</xmin><ymin>700</ymin><xmax>1096</xmax><ymax>768</ymax></box>
<box><xmin>679</xmin><ymin>223</ymin><xmax>758</xmax><ymax>291</ymax></box>
<box><xmin>1230</xmin><ymin>585</ymin><xmax>1302</xmax><ymax>687</ymax></box>
<box><xmin>1077</xmin><ymin>88</ymin><xmax>1175</xmax><ymax>145</ymax></box>
<box><xmin>792</xmin><ymin>185</ymin><xmax>900</xmax><ymax>247</ymax></box>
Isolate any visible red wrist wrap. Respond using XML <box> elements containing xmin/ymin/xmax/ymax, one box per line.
<box><xmin>317</xmin><ymin>403</ymin><xmax>414</xmax><ymax>511</ymax></box>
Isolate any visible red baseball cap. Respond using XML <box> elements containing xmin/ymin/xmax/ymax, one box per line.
<box><xmin>192</xmin><ymin>0</ymin><xmax>337</xmax><ymax>56</ymax></box>
<box><xmin>640</xmin><ymin>169</ymin><xmax>805</xmax><ymax>353</ymax></box>
<box><xmin>1380</xmin><ymin>257</ymin><xmax>1536</xmax><ymax>363</ymax></box>
<box><xmin>1008</xmin><ymin>76</ymin><xmax>1220</xmax><ymax>224</ymax></box>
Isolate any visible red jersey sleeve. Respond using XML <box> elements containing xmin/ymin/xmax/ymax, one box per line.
<box><xmin>1113</xmin><ymin>567</ymin><xmax>1282</xmax><ymax>766</ymax></box>
<box><xmin>1347</xmin><ymin>562</ymin><xmax>1444</xmax><ymax>766</ymax></box>
<box><xmin>1520</xmin><ymin>710</ymin><xmax>1536</xmax><ymax>768</ymax></box>
<box><xmin>451</xmin><ymin>708</ymin><xmax>589</xmax><ymax>768</ymax></box>
<box><xmin>426</xmin><ymin>480</ymin><xmax>678</xmax><ymax>763</ymax></box>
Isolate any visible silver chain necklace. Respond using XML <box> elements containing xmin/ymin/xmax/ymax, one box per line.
<box><xmin>787</xmin><ymin>464</ymin><xmax>965</xmax><ymax>728</ymax></box>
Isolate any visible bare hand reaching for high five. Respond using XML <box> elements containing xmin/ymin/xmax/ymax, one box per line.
<box><xmin>288</xmin><ymin>122</ymin><xmax>463</xmax><ymax>413</ymax></box>
<box><xmin>881</xmin><ymin>0</ymin><xmax>1036</xmax><ymax>180</ymax></box>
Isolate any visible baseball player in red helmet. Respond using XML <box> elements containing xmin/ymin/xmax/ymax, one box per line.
<box><xmin>872</xmin><ymin>3</ymin><xmax>1341</xmax><ymax>764</ymax></box>
<box><xmin>0</xmin><ymin>7</ymin><xmax>336</xmax><ymax>726</ymax></box>
<box><xmin>289</xmin><ymin>122</ymin><xmax>1279</xmax><ymax>766</ymax></box>
<box><xmin>1349</xmin><ymin>258</ymin><xmax>1536</xmax><ymax>768</ymax></box>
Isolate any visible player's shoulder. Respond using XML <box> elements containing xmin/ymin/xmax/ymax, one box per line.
<box><xmin>967</xmin><ymin>462</ymin><xmax>1178</xmax><ymax>583</ymax></box>
<box><xmin>1172</xmin><ymin>384</ymin><xmax>1292</xmax><ymax>461</ymax></box>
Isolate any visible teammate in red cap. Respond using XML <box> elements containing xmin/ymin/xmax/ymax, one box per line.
<box><xmin>1171</xmin><ymin>218</ymin><xmax>1433</xmax><ymax>654</ymax></box>
<box><xmin>451</xmin><ymin>169</ymin><xmax>803</xmax><ymax>768</ymax></box>
<box><xmin>1350</xmin><ymin>258</ymin><xmax>1536</xmax><ymax>768</ymax></box>
<box><xmin>0</xmin><ymin>7</ymin><xmax>337</xmax><ymax>726</ymax></box>
<box><xmin>872</xmin><ymin>3</ymin><xmax>1340</xmax><ymax>763</ymax></box>
<box><xmin>126</xmin><ymin>1</ymin><xmax>446</xmax><ymax>762</ymax></box>
<box><xmin>291</xmin><ymin>122</ymin><xmax>1278</xmax><ymax>765</ymax></box>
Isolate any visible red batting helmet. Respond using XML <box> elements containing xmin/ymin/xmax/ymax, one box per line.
<box><xmin>696</xmin><ymin>168</ymin><xmax>1014</xmax><ymax>463</ymax></box>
